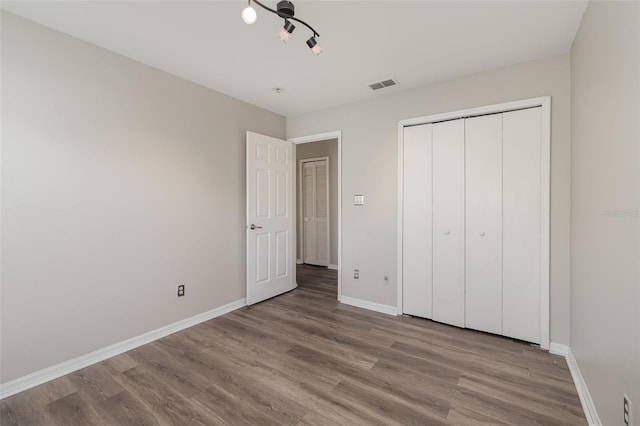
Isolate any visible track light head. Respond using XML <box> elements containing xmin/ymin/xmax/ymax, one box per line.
<box><xmin>241</xmin><ymin>5</ymin><xmax>257</xmax><ymax>24</ymax></box>
<box><xmin>306</xmin><ymin>36</ymin><xmax>323</xmax><ymax>57</ymax></box>
<box><xmin>278</xmin><ymin>19</ymin><xmax>295</xmax><ymax>43</ymax></box>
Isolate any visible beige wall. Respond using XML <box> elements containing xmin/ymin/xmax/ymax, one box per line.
<box><xmin>570</xmin><ymin>1</ymin><xmax>640</xmax><ymax>423</ymax></box>
<box><xmin>288</xmin><ymin>54</ymin><xmax>572</xmax><ymax>345</ymax></box>
<box><xmin>295</xmin><ymin>139</ymin><xmax>339</xmax><ymax>266</ymax></box>
<box><xmin>0</xmin><ymin>13</ymin><xmax>285</xmax><ymax>383</ymax></box>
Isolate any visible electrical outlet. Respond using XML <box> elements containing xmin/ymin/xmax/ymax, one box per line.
<box><xmin>384</xmin><ymin>274</ymin><xmax>390</xmax><ymax>285</ymax></box>
<box><xmin>624</xmin><ymin>394</ymin><xmax>632</xmax><ymax>426</ymax></box>
<box><xmin>177</xmin><ymin>284</ymin><xmax>185</xmax><ymax>297</ymax></box>
<box><xmin>354</xmin><ymin>269</ymin><xmax>359</xmax><ymax>279</ymax></box>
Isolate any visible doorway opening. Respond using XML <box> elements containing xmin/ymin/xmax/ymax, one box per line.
<box><xmin>290</xmin><ymin>131</ymin><xmax>342</xmax><ymax>301</ymax></box>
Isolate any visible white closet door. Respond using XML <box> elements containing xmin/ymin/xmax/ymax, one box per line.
<box><xmin>303</xmin><ymin>163</ymin><xmax>317</xmax><ymax>262</ymax></box>
<box><xmin>402</xmin><ymin>124</ymin><xmax>433</xmax><ymax>318</ymax></box>
<box><xmin>432</xmin><ymin>119</ymin><xmax>465</xmax><ymax>327</ymax></box>
<box><xmin>465</xmin><ymin>114</ymin><xmax>503</xmax><ymax>335</ymax></box>
<box><xmin>314</xmin><ymin>160</ymin><xmax>329</xmax><ymax>266</ymax></box>
<box><xmin>502</xmin><ymin>107</ymin><xmax>542</xmax><ymax>343</ymax></box>
<box><xmin>302</xmin><ymin>160</ymin><xmax>329</xmax><ymax>266</ymax></box>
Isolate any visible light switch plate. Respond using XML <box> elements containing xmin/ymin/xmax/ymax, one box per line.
<box><xmin>354</xmin><ymin>195</ymin><xmax>364</xmax><ymax>206</ymax></box>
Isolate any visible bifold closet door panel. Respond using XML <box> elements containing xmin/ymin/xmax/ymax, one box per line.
<box><xmin>502</xmin><ymin>107</ymin><xmax>542</xmax><ymax>343</ymax></box>
<box><xmin>465</xmin><ymin>114</ymin><xmax>503</xmax><ymax>335</ymax></box>
<box><xmin>402</xmin><ymin>124</ymin><xmax>433</xmax><ymax>318</ymax></box>
<box><xmin>303</xmin><ymin>163</ymin><xmax>317</xmax><ymax>262</ymax></box>
<box><xmin>314</xmin><ymin>160</ymin><xmax>329</xmax><ymax>266</ymax></box>
<box><xmin>432</xmin><ymin>119</ymin><xmax>465</xmax><ymax>327</ymax></box>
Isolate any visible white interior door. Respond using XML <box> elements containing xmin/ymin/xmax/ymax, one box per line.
<box><xmin>465</xmin><ymin>114</ymin><xmax>503</xmax><ymax>335</ymax></box>
<box><xmin>246</xmin><ymin>131</ymin><xmax>295</xmax><ymax>305</ymax></box>
<box><xmin>502</xmin><ymin>107</ymin><xmax>542</xmax><ymax>343</ymax></box>
<box><xmin>432</xmin><ymin>119</ymin><xmax>465</xmax><ymax>327</ymax></box>
<box><xmin>402</xmin><ymin>124</ymin><xmax>433</xmax><ymax>318</ymax></box>
<box><xmin>302</xmin><ymin>159</ymin><xmax>329</xmax><ymax>266</ymax></box>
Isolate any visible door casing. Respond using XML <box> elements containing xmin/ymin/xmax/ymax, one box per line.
<box><xmin>289</xmin><ymin>131</ymin><xmax>343</xmax><ymax>301</ymax></box>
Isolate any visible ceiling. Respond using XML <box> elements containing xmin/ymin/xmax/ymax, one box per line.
<box><xmin>2</xmin><ymin>1</ymin><xmax>588</xmax><ymax>117</ymax></box>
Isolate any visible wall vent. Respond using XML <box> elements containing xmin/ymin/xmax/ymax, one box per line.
<box><xmin>369</xmin><ymin>79</ymin><xmax>398</xmax><ymax>91</ymax></box>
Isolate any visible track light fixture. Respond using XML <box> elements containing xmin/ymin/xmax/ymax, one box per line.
<box><xmin>241</xmin><ymin>0</ymin><xmax>322</xmax><ymax>56</ymax></box>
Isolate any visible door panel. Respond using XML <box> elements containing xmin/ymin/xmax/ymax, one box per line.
<box><xmin>256</xmin><ymin>169</ymin><xmax>270</xmax><ymax>218</ymax></box>
<box><xmin>302</xmin><ymin>159</ymin><xmax>329</xmax><ymax>266</ymax></box>
<box><xmin>275</xmin><ymin>231</ymin><xmax>288</xmax><ymax>278</ymax></box>
<box><xmin>502</xmin><ymin>107</ymin><xmax>542</xmax><ymax>343</ymax></box>
<box><xmin>402</xmin><ymin>124</ymin><xmax>433</xmax><ymax>318</ymax></box>
<box><xmin>275</xmin><ymin>171</ymin><xmax>288</xmax><ymax>217</ymax></box>
<box><xmin>432</xmin><ymin>119</ymin><xmax>465</xmax><ymax>327</ymax></box>
<box><xmin>465</xmin><ymin>114</ymin><xmax>503</xmax><ymax>335</ymax></box>
<box><xmin>246</xmin><ymin>132</ymin><xmax>295</xmax><ymax>305</ymax></box>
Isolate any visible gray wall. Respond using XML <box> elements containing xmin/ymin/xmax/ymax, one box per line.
<box><xmin>287</xmin><ymin>54</ymin><xmax>572</xmax><ymax>345</ymax></box>
<box><xmin>570</xmin><ymin>1</ymin><xmax>639</xmax><ymax>423</ymax></box>
<box><xmin>0</xmin><ymin>12</ymin><xmax>285</xmax><ymax>383</ymax></box>
<box><xmin>295</xmin><ymin>139</ymin><xmax>339</xmax><ymax>266</ymax></box>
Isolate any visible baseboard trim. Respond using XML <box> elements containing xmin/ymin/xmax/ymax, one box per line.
<box><xmin>340</xmin><ymin>296</ymin><xmax>397</xmax><ymax>316</ymax></box>
<box><xmin>0</xmin><ymin>298</ymin><xmax>246</xmax><ymax>400</ymax></box>
<box><xmin>549</xmin><ymin>342</ymin><xmax>569</xmax><ymax>356</ymax></box>
<box><xmin>296</xmin><ymin>259</ymin><xmax>303</xmax><ymax>264</ymax></box>
<box><xmin>328</xmin><ymin>264</ymin><xmax>338</xmax><ymax>270</ymax></box>
<box><xmin>564</xmin><ymin>347</ymin><xmax>601</xmax><ymax>426</ymax></box>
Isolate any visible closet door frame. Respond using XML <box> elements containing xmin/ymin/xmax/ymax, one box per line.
<box><xmin>298</xmin><ymin>156</ymin><xmax>331</xmax><ymax>267</ymax></box>
<box><xmin>397</xmin><ymin>96</ymin><xmax>551</xmax><ymax>349</ymax></box>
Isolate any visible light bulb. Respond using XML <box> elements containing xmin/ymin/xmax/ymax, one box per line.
<box><xmin>310</xmin><ymin>43</ymin><xmax>323</xmax><ymax>56</ymax></box>
<box><xmin>278</xmin><ymin>29</ymin><xmax>291</xmax><ymax>43</ymax></box>
<box><xmin>278</xmin><ymin>20</ymin><xmax>295</xmax><ymax>43</ymax></box>
<box><xmin>242</xmin><ymin>6</ymin><xmax>257</xmax><ymax>24</ymax></box>
<box><xmin>306</xmin><ymin>36</ymin><xmax>323</xmax><ymax>57</ymax></box>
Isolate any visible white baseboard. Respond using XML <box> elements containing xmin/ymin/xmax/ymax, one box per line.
<box><xmin>340</xmin><ymin>296</ymin><xmax>397</xmax><ymax>316</ymax></box>
<box><xmin>0</xmin><ymin>298</ymin><xmax>246</xmax><ymax>400</ymax></box>
<box><xmin>328</xmin><ymin>264</ymin><xmax>338</xmax><ymax>270</ymax></box>
<box><xmin>548</xmin><ymin>345</ymin><xmax>601</xmax><ymax>426</ymax></box>
<box><xmin>549</xmin><ymin>342</ymin><xmax>569</xmax><ymax>356</ymax></box>
<box><xmin>296</xmin><ymin>259</ymin><xmax>303</xmax><ymax>264</ymax></box>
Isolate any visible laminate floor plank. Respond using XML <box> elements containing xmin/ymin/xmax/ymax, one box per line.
<box><xmin>46</xmin><ymin>392</ymin><xmax>105</xmax><ymax>426</ymax></box>
<box><xmin>457</xmin><ymin>375</ymin><xmax>586</xmax><ymax>424</ymax></box>
<box><xmin>114</xmin><ymin>366</ymin><xmax>213</xmax><ymax>425</ymax></box>
<box><xmin>91</xmin><ymin>390</ymin><xmax>159</xmax><ymax>426</ymax></box>
<box><xmin>1</xmin><ymin>264</ymin><xmax>586</xmax><ymax>425</ymax></box>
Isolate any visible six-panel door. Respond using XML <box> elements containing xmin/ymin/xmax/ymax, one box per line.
<box><xmin>246</xmin><ymin>132</ymin><xmax>295</xmax><ymax>305</ymax></box>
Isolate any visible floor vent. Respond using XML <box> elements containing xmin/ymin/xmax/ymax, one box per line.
<box><xmin>369</xmin><ymin>79</ymin><xmax>398</xmax><ymax>91</ymax></box>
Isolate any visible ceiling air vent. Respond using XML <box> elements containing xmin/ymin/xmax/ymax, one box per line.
<box><xmin>369</xmin><ymin>79</ymin><xmax>398</xmax><ymax>91</ymax></box>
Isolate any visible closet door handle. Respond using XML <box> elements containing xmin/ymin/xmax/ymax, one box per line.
<box><xmin>444</xmin><ymin>231</ymin><xmax>450</xmax><ymax>235</ymax></box>
<box><xmin>479</xmin><ymin>232</ymin><xmax>486</xmax><ymax>237</ymax></box>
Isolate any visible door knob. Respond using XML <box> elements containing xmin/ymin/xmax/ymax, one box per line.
<box><xmin>444</xmin><ymin>231</ymin><xmax>450</xmax><ymax>235</ymax></box>
<box><xmin>479</xmin><ymin>232</ymin><xmax>486</xmax><ymax>236</ymax></box>
<box><xmin>250</xmin><ymin>224</ymin><xmax>263</xmax><ymax>230</ymax></box>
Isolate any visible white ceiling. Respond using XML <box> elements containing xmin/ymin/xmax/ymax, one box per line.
<box><xmin>2</xmin><ymin>1</ymin><xmax>588</xmax><ymax>117</ymax></box>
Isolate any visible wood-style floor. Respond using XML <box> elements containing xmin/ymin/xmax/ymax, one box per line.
<box><xmin>1</xmin><ymin>264</ymin><xmax>586</xmax><ymax>425</ymax></box>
